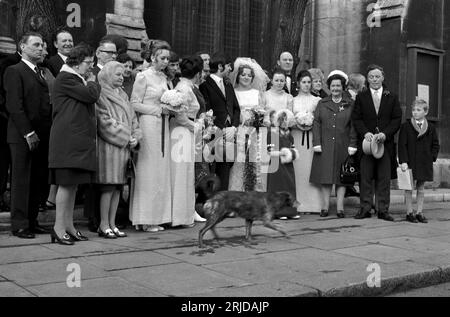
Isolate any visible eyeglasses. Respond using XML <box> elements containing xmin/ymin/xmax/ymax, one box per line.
<box><xmin>100</xmin><ymin>50</ymin><xmax>117</xmax><ymax>55</ymax></box>
<box><xmin>82</xmin><ymin>60</ymin><xmax>94</xmax><ymax>65</ymax></box>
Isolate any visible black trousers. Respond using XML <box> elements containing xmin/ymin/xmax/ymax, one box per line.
<box><xmin>359</xmin><ymin>152</ymin><xmax>391</xmax><ymax>214</ymax></box>
<box><xmin>212</xmin><ymin>162</ymin><xmax>233</xmax><ymax>192</ymax></box>
<box><xmin>9</xmin><ymin>139</ymin><xmax>49</xmax><ymax>231</ymax></box>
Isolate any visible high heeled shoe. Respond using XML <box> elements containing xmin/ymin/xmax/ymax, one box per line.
<box><xmin>66</xmin><ymin>231</ymin><xmax>89</xmax><ymax>242</ymax></box>
<box><xmin>98</xmin><ymin>228</ymin><xmax>117</xmax><ymax>239</ymax></box>
<box><xmin>50</xmin><ymin>229</ymin><xmax>75</xmax><ymax>246</ymax></box>
<box><xmin>112</xmin><ymin>227</ymin><xmax>127</xmax><ymax>238</ymax></box>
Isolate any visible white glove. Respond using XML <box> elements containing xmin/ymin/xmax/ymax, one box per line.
<box><xmin>401</xmin><ymin>163</ymin><xmax>409</xmax><ymax>172</ymax></box>
<box><xmin>348</xmin><ymin>147</ymin><xmax>357</xmax><ymax>156</ymax></box>
<box><xmin>313</xmin><ymin>146</ymin><xmax>322</xmax><ymax>153</ymax></box>
<box><xmin>364</xmin><ymin>133</ymin><xmax>374</xmax><ymax>142</ymax></box>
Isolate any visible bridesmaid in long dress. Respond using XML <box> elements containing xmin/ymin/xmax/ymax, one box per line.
<box><xmin>130</xmin><ymin>43</ymin><xmax>172</xmax><ymax>233</ymax></box>
<box><xmin>228</xmin><ymin>62</ymin><xmax>267</xmax><ymax>192</ymax></box>
<box><xmin>170</xmin><ymin>56</ymin><xmax>205</xmax><ymax>227</ymax></box>
<box><xmin>292</xmin><ymin>70</ymin><xmax>322</xmax><ymax>214</ymax></box>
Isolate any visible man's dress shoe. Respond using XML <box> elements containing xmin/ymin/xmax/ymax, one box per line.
<box><xmin>354</xmin><ymin>211</ymin><xmax>371</xmax><ymax>219</ymax></box>
<box><xmin>12</xmin><ymin>229</ymin><xmax>35</xmax><ymax>239</ymax></box>
<box><xmin>378</xmin><ymin>212</ymin><xmax>394</xmax><ymax>222</ymax></box>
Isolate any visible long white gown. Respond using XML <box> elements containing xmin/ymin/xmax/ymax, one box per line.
<box><xmin>170</xmin><ymin>78</ymin><xmax>200</xmax><ymax>226</ymax></box>
<box><xmin>129</xmin><ymin>68</ymin><xmax>172</xmax><ymax>226</ymax></box>
<box><xmin>228</xmin><ymin>89</ymin><xmax>266</xmax><ymax>192</ymax></box>
<box><xmin>292</xmin><ymin>94</ymin><xmax>322</xmax><ymax>213</ymax></box>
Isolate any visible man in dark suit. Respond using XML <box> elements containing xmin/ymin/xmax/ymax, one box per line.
<box><xmin>47</xmin><ymin>29</ymin><xmax>74</xmax><ymax>77</ymax></box>
<box><xmin>277</xmin><ymin>51</ymin><xmax>298</xmax><ymax>97</ymax></box>
<box><xmin>199</xmin><ymin>53</ymin><xmax>241</xmax><ymax>191</ymax></box>
<box><xmin>84</xmin><ymin>39</ymin><xmax>118</xmax><ymax>232</ymax></box>
<box><xmin>4</xmin><ymin>32</ymin><xmax>52</xmax><ymax>238</ymax></box>
<box><xmin>352</xmin><ymin>65</ymin><xmax>402</xmax><ymax>221</ymax></box>
<box><xmin>0</xmin><ymin>50</ymin><xmax>21</xmax><ymax>212</ymax></box>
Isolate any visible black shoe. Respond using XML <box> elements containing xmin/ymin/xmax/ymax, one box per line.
<box><xmin>345</xmin><ymin>187</ymin><xmax>360</xmax><ymax>198</ymax></box>
<box><xmin>50</xmin><ymin>229</ymin><xmax>74</xmax><ymax>245</ymax></box>
<box><xmin>66</xmin><ymin>231</ymin><xmax>89</xmax><ymax>242</ymax></box>
<box><xmin>320</xmin><ymin>210</ymin><xmax>329</xmax><ymax>218</ymax></box>
<box><xmin>32</xmin><ymin>225</ymin><xmax>51</xmax><ymax>234</ymax></box>
<box><xmin>378</xmin><ymin>212</ymin><xmax>394</xmax><ymax>222</ymax></box>
<box><xmin>337</xmin><ymin>211</ymin><xmax>345</xmax><ymax>218</ymax></box>
<box><xmin>406</xmin><ymin>214</ymin><xmax>418</xmax><ymax>223</ymax></box>
<box><xmin>354</xmin><ymin>211</ymin><xmax>371</xmax><ymax>219</ymax></box>
<box><xmin>416</xmin><ymin>214</ymin><xmax>428</xmax><ymax>223</ymax></box>
<box><xmin>12</xmin><ymin>228</ymin><xmax>35</xmax><ymax>239</ymax></box>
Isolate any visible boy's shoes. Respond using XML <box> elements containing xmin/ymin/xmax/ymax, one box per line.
<box><xmin>406</xmin><ymin>213</ymin><xmax>418</xmax><ymax>223</ymax></box>
<box><xmin>416</xmin><ymin>214</ymin><xmax>428</xmax><ymax>223</ymax></box>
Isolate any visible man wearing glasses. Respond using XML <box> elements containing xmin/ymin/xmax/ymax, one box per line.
<box><xmin>92</xmin><ymin>40</ymin><xmax>117</xmax><ymax>77</ymax></box>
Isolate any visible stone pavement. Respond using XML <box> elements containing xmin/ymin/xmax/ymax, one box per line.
<box><xmin>0</xmin><ymin>197</ymin><xmax>449</xmax><ymax>297</ymax></box>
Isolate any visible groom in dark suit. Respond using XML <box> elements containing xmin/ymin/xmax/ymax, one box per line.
<box><xmin>4</xmin><ymin>32</ymin><xmax>52</xmax><ymax>238</ymax></box>
<box><xmin>199</xmin><ymin>53</ymin><xmax>241</xmax><ymax>191</ymax></box>
<box><xmin>352</xmin><ymin>64</ymin><xmax>402</xmax><ymax>221</ymax></box>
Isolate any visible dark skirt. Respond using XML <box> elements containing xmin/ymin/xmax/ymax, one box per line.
<box><xmin>267</xmin><ymin>161</ymin><xmax>298</xmax><ymax>217</ymax></box>
<box><xmin>49</xmin><ymin>168</ymin><xmax>94</xmax><ymax>186</ymax></box>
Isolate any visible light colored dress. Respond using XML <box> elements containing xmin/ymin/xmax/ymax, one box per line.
<box><xmin>264</xmin><ymin>90</ymin><xmax>294</xmax><ymax>113</ymax></box>
<box><xmin>170</xmin><ymin>78</ymin><xmax>200</xmax><ymax>226</ymax></box>
<box><xmin>228</xmin><ymin>89</ymin><xmax>266</xmax><ymax>192</ymax></box>
<box><xmin>129</xmin><ymin>67</ymin><xmax>172</xmax><ymax>226</ymax></box>
<box><xmin>292</xmin><ymin>94</ymin><xmax>322</xmax><ymax>213</ymax></box>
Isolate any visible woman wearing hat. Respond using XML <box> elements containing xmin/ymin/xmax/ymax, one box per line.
<box><xmin>309</xmin><ymin>71</ymin><xmax>358</xmax><ymax>218</ymax></box>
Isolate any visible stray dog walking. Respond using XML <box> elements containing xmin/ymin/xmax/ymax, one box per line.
<box><xmin>198</xmin><ymin>191</ymin><xmax>295</xmax><ymax>248</ymax></box>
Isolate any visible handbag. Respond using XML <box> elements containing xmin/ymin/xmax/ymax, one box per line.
<box><xmin>126</xmin><ymin>155</ymin><xmax>136</xmax><ymax>179</ymax></box>
<box><xmin>340</xmin><ymin>155</ymin><xmax>359</xmax><ymax>185</ymax></box>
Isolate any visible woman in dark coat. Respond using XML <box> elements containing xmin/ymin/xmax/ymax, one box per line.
<box><xmin>49</xmin><ymin>45</ymin><xmax>101</xmax><ymax>245</ymax></box>
<box><xmin>398</xmin><ymin>99</ymin><xmax>440</xmax><ymax>223</ymax></box>
<box><xmin>310</xmin><ymin>72</ymin><xmax>357</xmax><ymax>218</ymax></box>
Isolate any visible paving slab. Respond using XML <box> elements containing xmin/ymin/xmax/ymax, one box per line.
<box><xmin>154</xmin><ymin>244</ymin><xmax>260</xmax><ymax>265</ymax></box>
<box><xmin>0</xmin><ymin>258</ymin><xmax>109</xmax><ymax>286</ymax></box>
<box><xmin>116</xmin><ymin>263</ymin><xmax>251</xmax><ymax>297</ymax></box>
<box><xmin>0</xmin><ymin>282</ymin><xmax>36</xmax><ymax>297</ymax></box>
<box><xmin>0</xmin><ymin>245</ymin><xmax>64</xmax><ymax>265</ymax></box>
<box><xmin>287</xmin><ymin>232</ymin><xmax>369</xmax><ymax>251</ymax></box>
<box><xmin>191</xmin><ymin>281</ymin><xmax>318</xmax><ymax>297</ymax></box>
<box><xmin>428</xmin><ymin>234</ymin><xmax>450</xmax><ymax>244</ymax></box>
<box><xmin>81</xmin><ymin>250</ymin><xmax>181</xmax><ymax>271</ymax></box>
<box><xmin>0</xmin><ymin>234</ymin><xmax>49</xmax><ymax>247</ymax></box>
<box><xmin>368</xmin><ymin>236</ymin><xmax>450</xmax><ymax>256</ymax></box>
<box><xmin>333</xmin><ymin>244</ymin><xmax>429</xmax><ymax>264</ymax></box>
<box><xmin>204</xmin><ymin>257</ymin><xmax>301</xmax><ymax>284</ymax></box>
<box><xmin>410</xmin><ymin>253</ymin><xmax>450</xmax><ymax>269</ymax></box>
<box><xmin>43</xmin><ymin>240</ymin><xmax>139</xmax><ymax>258</ymax></box>
<box><xmin>28</xmin><ymin>276</ymin><xmax>164</xmax><ymax>297</ymax></box>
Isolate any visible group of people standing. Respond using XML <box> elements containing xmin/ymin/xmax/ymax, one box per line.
<box><xmin>0</xmin><ymin>28</ymin><xmax>440</xmax><ymax>245</ymax></box>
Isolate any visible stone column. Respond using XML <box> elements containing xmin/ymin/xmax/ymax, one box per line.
<box><xmin>106</xmin><ymin>0</ymin><xmax>148</xmax><ymax>61</ymax></box>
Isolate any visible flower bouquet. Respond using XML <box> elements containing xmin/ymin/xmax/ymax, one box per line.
<box><xmin>197</xmin><ymin>110</ymin><xmax>218</xmax><ymax>141</ymax></box>
<box><xmin>160</xmin><ymin>90</ymin><xmax>188</xmax><ymax>114</ymax></box>
<box><xmin>242</xmin><ymin>107</ymin><xmax>266</xmax><ymax>130</ymax></box>
<box><xmin>295</xmin><ymin>111</ymin><xmax>314</xmax><ymax>131</ymax></box>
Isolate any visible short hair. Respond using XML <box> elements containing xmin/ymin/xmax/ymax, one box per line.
<box><xmin>367</xmin><ymin>64</ymin><xmax>385</xmax><ymax>76</ymax></box>
<box><xmin>195</xmin><ymin>51</ymin><xmax>210</xmax><ymax>57</ymax></box>
<box><xmin>348</xmin><ymin>73</ymin><xmax>366</xmax><ymax>93</ymax></box>
<box><xmin>142</xmin><ymin>39</ymin><xmax>171</xmax><ymax>63</ymax></box>
<box><xmin>169</xmin><ymin>51</ymin><xmax>180</xmax><ymax>63</ymax></box>
<box><xmin>66</xmin><ymin>44</ymin><xmax>95</xmax><ymax>67</ymax></box>
<box><xmin>235</xmin><ymin>64</ymin><xmax>255</xmax><ymax>85</ymax></box>
<box><xmin>308</xmin><ymin>68</ymin><xmax>325</xmax><ymax>82</ymax></box>
<box><xmin>271</xmin><ymin>67</ymin><xmax>287</xmax><ymax>79</ymax></box>
<box><xmin>53</xmin><ymin>28</ymin><xmax>72</xmax><ymax>44</ymax></box>
<box><xmin>101</xmin><ymin>34</ymin><xmax>128</xmax><ymax>55</ymax></box>
<box><xmin>180</xmin><ymin>55</ymin><xmax>203</xmax><ymax>79</ymax></box>
<box><xmin>278</xmin><ymin>51</ymin><xmax>293</xmax><ymax>60</ymax></box>
<box><xmin>97</xmin><ymin>39</ymin><xmax>116</xmax><ymax>50</ymax></box>
<box><xmin>412</xmin><ymin>98</ymin><xmax>429</xmax><ymax>112</ymax></box>
<box><xmin>209</xmin><ymin>52</ymin><xmax>232</xmax><ymax>74</ymax></box>
<box><xmin>327</xmin><ymin>74</ymin><xmax>347</xmax><ymax>90</ymax></box>
<box><xmin>116</xmin><ymin>53</ymin><xmax>136</xmax><ymax>69</ymax></box>
<box><xmin>297</xmin><ymin>70</ymin><xmax>312</xmax><ymax>83</ymax></box>
<box><xmin>20</xmin><ymin>32</ymin><xmax>43</xmax><ymax>46</ymax></box>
